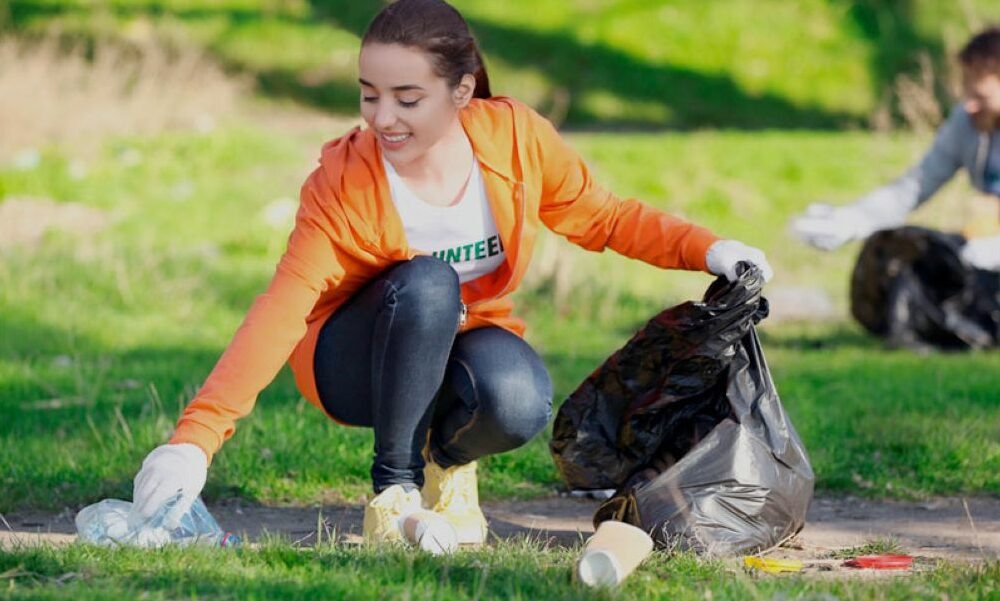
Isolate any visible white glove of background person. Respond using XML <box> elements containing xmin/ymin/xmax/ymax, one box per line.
<box><xmin>960</xmin><ymin>235</ymin><xmax>1000</xmax><ymax>271</ymax></box>
<box><xmin>790</xmin><ymin>203</ymin><xmax>871</xmax><ymax>251</ymax></box>
<box><xmin>705</xmin><ymin>240</ymin><xmax>774</xmax><ymax>283</ymax></box>
<box><xmin>128</xmin><ymin>443</ymin><xmax>208</xmax><ymax>530</ymax></box>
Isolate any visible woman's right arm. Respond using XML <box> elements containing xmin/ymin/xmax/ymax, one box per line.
<box><xmin>167</xmin><ymin>165</ymin><xmax>354</xmax><ymax>462</ymax></box>
<box><xmin>129</xmin><ymin>165</ymin><xmax>356</xmax><ymax>527</ymax></box>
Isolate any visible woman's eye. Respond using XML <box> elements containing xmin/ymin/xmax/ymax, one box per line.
<box><xmin>362</xmin><ymin>96</ymin><xmax>377</xmax><ymax>103</ymax></box>
<box><xmin>399</xmin><ymin>99</ymin><xmax>420</xmax><ymax>108</ymax></box>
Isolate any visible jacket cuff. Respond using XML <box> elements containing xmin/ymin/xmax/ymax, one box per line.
<box><xmin>169</xmin><ymin>420</ymin><xmax>220</xmax><ymax>466</ymax></box>
<box><xmin>689</xmin><ymin>228</ymin><xmax>723</xmax><ymax>273</ymax></box>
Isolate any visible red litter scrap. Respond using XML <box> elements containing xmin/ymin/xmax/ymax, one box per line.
<box><xmin>843</xmin><ymin>554</ymin><xmax>913</xmax><ymax>570</ymax></box>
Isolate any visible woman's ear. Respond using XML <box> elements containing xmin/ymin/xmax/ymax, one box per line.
<box><xmin>453</xmin><ymin>73</ymin><xmax>476</xmax><ymax>108</ymax></box>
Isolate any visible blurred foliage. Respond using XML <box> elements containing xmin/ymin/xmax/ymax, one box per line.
<box><xmin>4</xmin><ymin>0</ymin><xmax>999</xmax><ymax>129</ymax></box>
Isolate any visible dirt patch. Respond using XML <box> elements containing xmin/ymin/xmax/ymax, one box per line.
<box><xmin>0</xmin><ymin>197</ymin><xmax>111</xmax><ymax>251</ymax></box>
<box><xmin>4</xmin><ymin>495</ymin><xmax>999</xmax><ymax>571</ymax></box>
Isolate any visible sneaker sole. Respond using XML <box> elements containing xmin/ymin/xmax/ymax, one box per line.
<box><xmin>454</xmin><ymin>524</ymin><xmax>488</xmax><ymax>545</ymax></box>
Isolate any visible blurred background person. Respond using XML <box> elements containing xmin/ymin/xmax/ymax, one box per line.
<box><xmin>791</xmin><ymin>26</ymin><xmax>1000</xmax><ymax>272</ymax></box>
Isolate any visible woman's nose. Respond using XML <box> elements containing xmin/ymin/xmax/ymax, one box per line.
<box><xmin>374</xmin><ymin>103</ymin><xmax>397</xmax><ymax>129</ymax></box>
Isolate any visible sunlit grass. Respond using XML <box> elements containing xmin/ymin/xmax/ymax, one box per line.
<box><xmin>3</xmin><ymin>125</ymin><xmax>998</xmax><ymax>513</ymax></box>
<box><xmin>1</xmin><ymin>539</ymin><xmax>999</xmax><ymax>600</ymax></box>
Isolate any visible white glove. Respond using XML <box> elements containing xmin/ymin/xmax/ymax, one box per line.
<box><xmin>790</xmin><ymin>203</ymin><xmax>872</xmax><ymax>251</ymax></box>
<box><xmin>961</xmin><ymin>235</ymin><xmax>1000</xmax><ymax>271</ymax></box>
<box><xmin>705</xmin><ymin>240</ymin><xmax>774</xmax><ymax>283</ymax></box>
<box><xmin>128</xmin><ymin>443</ymin><xmax>208</xmax><ymax>530</ymax></box>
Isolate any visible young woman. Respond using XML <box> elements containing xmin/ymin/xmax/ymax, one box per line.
<box><xmin>128</xmin><ymin>0</ymin><xmax>773</xmax><ymax>547</ymax></box>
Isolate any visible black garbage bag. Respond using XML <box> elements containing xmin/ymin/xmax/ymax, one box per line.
<box><xmin>550</xmin><ymin>266</ymin><xmax>814</xmax><ymax>555</ymax></box>
<box><xmin>851</xmin><ymin>226</ymin><xmax>1000</xmax><ymax>350</ymax></box>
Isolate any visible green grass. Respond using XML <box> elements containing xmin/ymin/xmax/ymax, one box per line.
<box><xmin>4</xmin><ymin>5</ymin><xmax>1000</xmax><ymax>597</ymax></box>
<box><xmin>828</xmin><ymin>537</ymin><xmax>904</xmax><ymax>559</ymax></box>
<box><xmin>5</xmin><ymin>0</ymin><xmax>1000</xmax><ymax>128</ymax></box>
<box><xmin>2</xmin><ymin>541</ymin><xmax>999</xmax><ymax>600</ymax></box>
<box><xmin>2</xmin><ymin>124</ymin><xmax>998</xmax><ymax>512</ymax></box>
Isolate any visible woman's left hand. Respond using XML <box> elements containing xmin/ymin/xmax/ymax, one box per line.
<box><xmin>705</xmin><ymin>240</ymin><xmax>774</xmax><ymax>283</ymax></box>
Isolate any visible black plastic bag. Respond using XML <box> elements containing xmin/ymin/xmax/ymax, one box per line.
<box><xmin>550</xmin><ymin>266</ymin><xmax>814</xmax><ymax>555</ymax></box>
<box><xmin>851</xmin><ymin>226</ymin><xmax>1000</xmax><ymax>350</ymax></box>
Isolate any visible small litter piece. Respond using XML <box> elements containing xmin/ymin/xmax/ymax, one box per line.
<box><xmin>75</xmin><ymin>494</ymin><xmax>239</xmax><ymax>548</ymax></box>
<box><xmin>577</xmin><ymin>521</ymin><xmax>654</xmax><ymax>587</ymax></box>
<box><xmin>843</xmin><ymin>554</ymin><xmax>913</xmax><ymax>570</ymax></box>
<box><xmin>743</xmin><ymin>556</ymin><xmax>804</xmax><ymax>574</ymax></box>
<box><xmin>399</xmin><ymin>510</ymin><xmax>458</xmax><ymax>555</ymax></box>
<box><xmin>568</xmin><ymin>489</ymin><xmax>616</xmax><ymax>500</ymax></box>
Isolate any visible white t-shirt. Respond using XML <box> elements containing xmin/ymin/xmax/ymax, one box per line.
<box><xmin>383</xmin><ymin>158</ymin><xmax>506</xmax><ymax>283</ymax></box>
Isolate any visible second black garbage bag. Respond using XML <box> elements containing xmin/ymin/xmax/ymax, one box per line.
<box><xmin>851</xmin><ymin>226</ymin><xmax>1000</xmax><ymax>351</ymax></box>
<box><xmin>550</xmin><ymin>265</ymin><xmax>814</xmax><ymax>555</ymax></box>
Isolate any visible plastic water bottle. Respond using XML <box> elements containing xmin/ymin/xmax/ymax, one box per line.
<box><xmin>75</xmin><ymin>494</ymin><xmax>240</xmax><ymax>548</ymax></box>
<box><xmin>75</xmin><ymin>498</ymin><xmax>133</xmax><ymax>546</ymax></box>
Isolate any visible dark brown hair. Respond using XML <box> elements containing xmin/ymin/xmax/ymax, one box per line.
<box><xmin>362</xmin><ymin>0</ymin><xmax>491</xmax><ymax>99</ymax></box>
<box><xmin>959</xmin><ymin>26</ymin><xmax>1000</xmax><ymax>72</ymax></box>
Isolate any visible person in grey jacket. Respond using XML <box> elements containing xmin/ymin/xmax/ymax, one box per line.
<box><xmin>792</xmin><ymin>27</ymin><xmax>1000</xmax><ymax>271</ymax></box>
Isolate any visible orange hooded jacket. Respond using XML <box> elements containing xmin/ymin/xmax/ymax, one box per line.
<box><xmin>170</xmin><ymin>97</ymin><xmax>721</xmax><ymax>462</ymax></box>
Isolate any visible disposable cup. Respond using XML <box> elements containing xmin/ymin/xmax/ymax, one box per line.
<box><xmin>577</xmin><ymin>520</ymin><xmax>654</xmax><ymax>587</ymax></box>
<box><xmin>400</xmin><ymin>510</ymin><xmax>458</xmax><ymax>555</ymax></box>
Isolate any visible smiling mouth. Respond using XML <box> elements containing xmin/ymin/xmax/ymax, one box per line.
<box><xmin>380</xmin><ymin>133</ymin><xmax>411</xmax><ymax>143</ymax></box>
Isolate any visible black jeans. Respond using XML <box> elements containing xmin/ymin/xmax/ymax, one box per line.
<box><xmin>314</xmin><ymin>256</ymin><xmax>553</xmax><ymax>493</ymax></box>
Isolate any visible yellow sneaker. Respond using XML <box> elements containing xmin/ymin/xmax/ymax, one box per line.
<box><xmin>362</xmin><ymin>484</ymin><xmax>423</xmax><ymax>544</ymax></box>
<box><xmin>422</xmin><ymin>459</ymin><xmax>488</xmax><ymax>545</ymax></box>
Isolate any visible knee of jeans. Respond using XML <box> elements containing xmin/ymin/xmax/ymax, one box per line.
<box><xmin>384</xmin><ymin>256</ymin><xmax>461</xmax><ymax>326</ymax></box>
<box><xmin>478</xmin><ymin>370</ymin><xmax>553</xmax><ymax>447</ymax></box>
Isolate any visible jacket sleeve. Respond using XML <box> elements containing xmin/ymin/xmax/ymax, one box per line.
<box><xmin>524</xmin><ymin>106</ymin><xmax>719</xmax><ymax>272</ymax></box>
<box><xmin>169</xmin><ymin>166</ymin><xmax>353</xmax><ymax>462</ymax></box>
<box><xmin>851</xmin><ymin>105</ymin><xmax>970</xmax><ymax>229</ymax></box>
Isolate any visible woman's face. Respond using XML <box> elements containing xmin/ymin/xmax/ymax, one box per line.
<box><xmin>358</xmin><ymin>43</ymin><xmax>469</xmax><ymax>165</ymax></box>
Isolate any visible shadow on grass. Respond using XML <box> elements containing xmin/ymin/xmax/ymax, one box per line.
<box><xmin>9</xmin><ymin>0</ymin><xmax>861</xmax><ymax>129</ymax></box>
<box><xmin>758</xmin><ymin>324</ymin><xmax>880</xmax><ymax>351</ymax></box>
<box><xmin>832</xmin><ymin>0</ymin><xmax>953</xmax><ymax>122</ymax></box>
<box><xmin>0</xmin><ymin>307</ymin><xmax>300</xmax><ymax>510</ymax></box>
<box><xmin>310</xmin><ymin>0</ymin><xmax>858</xmax><ymax>129</ymax></box>
<box><xmin>0</xmin><ymin>296</ymin><xmax>602</xmax><ymax>511</ymax></box>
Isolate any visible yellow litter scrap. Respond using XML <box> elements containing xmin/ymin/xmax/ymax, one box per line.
<box><xmin>743</xmin><ymin>556</ymin><xmax>804</xmax><ymax>574</ymax></box>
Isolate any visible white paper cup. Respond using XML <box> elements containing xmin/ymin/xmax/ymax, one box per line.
<box><xmin>400</xmin><ymin>510</ymin><xmax>458</xmax><ymax>555</ymax></box>
<box><xmin>578</xmin><ymin>520</ymin><xmax>654</xmax><ymax>587</ymax></box>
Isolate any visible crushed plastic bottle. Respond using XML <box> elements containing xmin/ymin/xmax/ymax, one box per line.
<box><xmin>75</xmin><ymin>493</ymin><xmax>240</xmax><ymax>548</ymax></box>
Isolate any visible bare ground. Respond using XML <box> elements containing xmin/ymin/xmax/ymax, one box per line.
<box><xmin>3</xmin><ymin>495</ymin><xmax>999</xmax><ymax>574</ymax></box>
